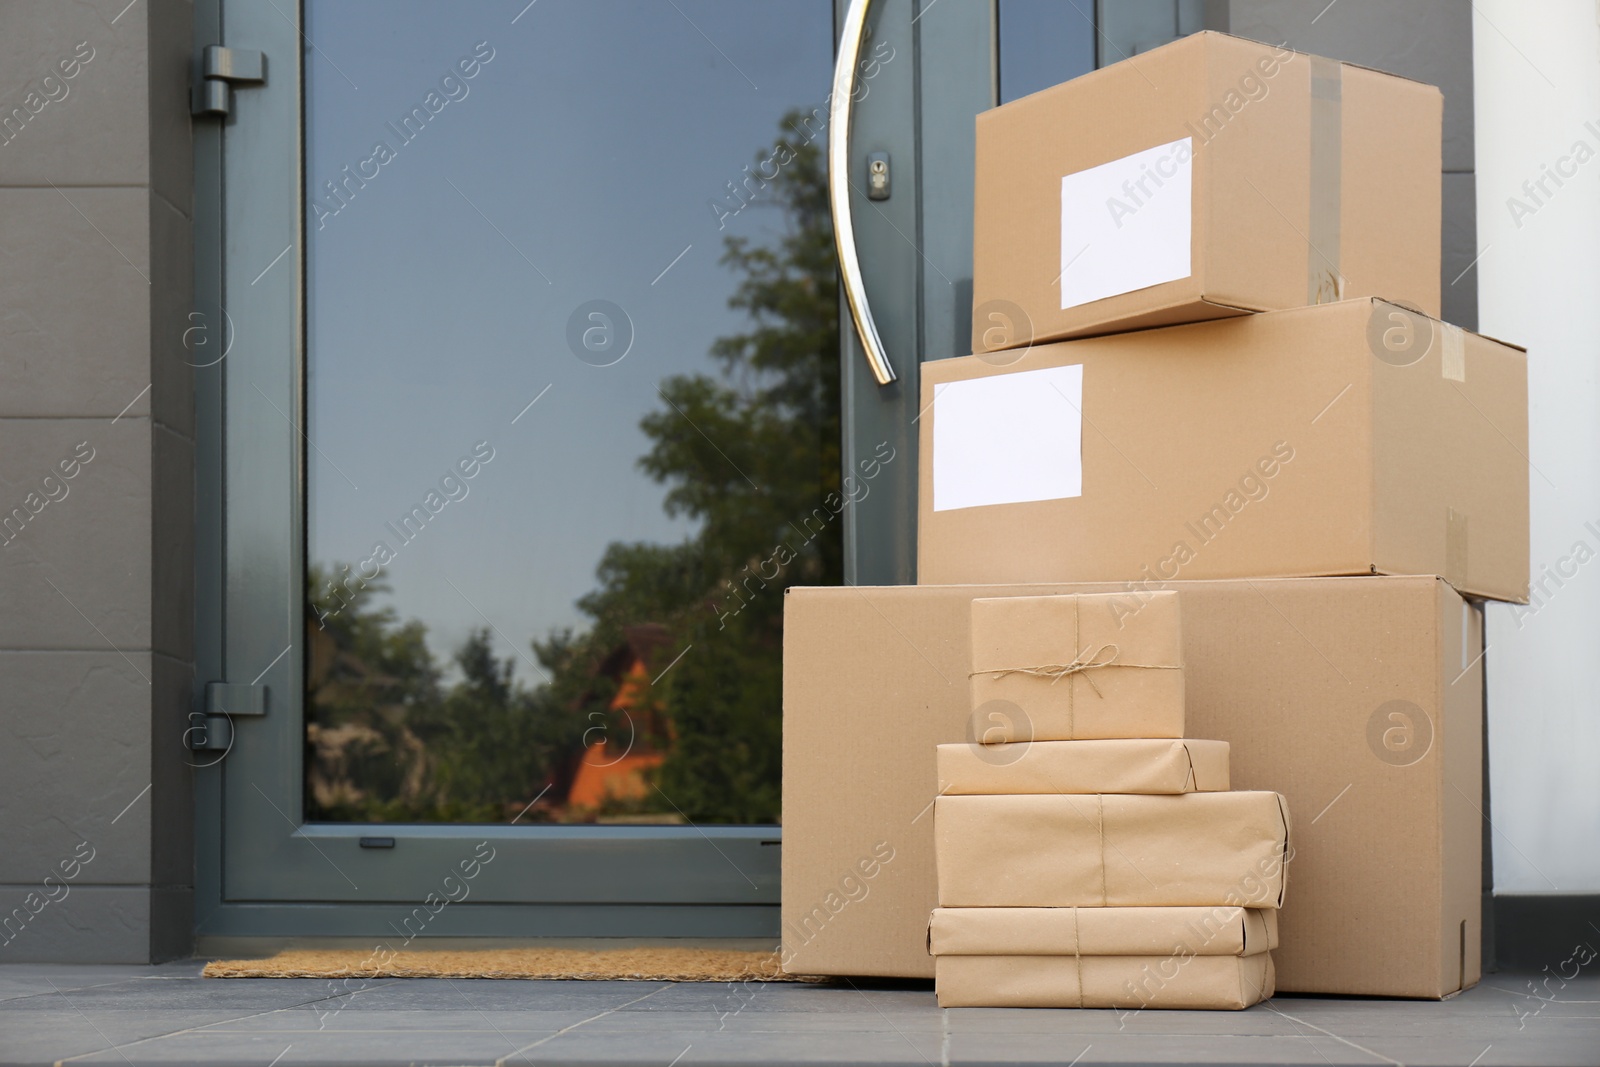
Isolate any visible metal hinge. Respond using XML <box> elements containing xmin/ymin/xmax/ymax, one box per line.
<box><xmin>186</xmin><ymin>682</ymin><xmax>268</xmax><ymax>751</ymax></box>
<box><xmin>191</xmin><ymin>46</ymin><xmax>266</xmax><ymax>118</ymax></box>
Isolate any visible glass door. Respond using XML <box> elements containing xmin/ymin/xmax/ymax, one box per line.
<box><xmin>299</xmin><ymin>4</ymin><xmax>840</xmax><ymax>827</ymax></box>
<box><xmin>191</xmin><ymin>0</ymin><xmax>996</xmax><ymax>939</ymax></box>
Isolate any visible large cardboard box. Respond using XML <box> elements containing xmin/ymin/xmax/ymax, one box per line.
<box><xmin>922</xmin><ymin>299</ymin><xmax>1529</xmax><ymax>603</ymax></box>
<box><xmin>972</xmin><ymin>31</ymin><xmax>1441</xmax><ymax>351</ymax></box>
<box><xmin>781</xmin><ymin>577</ymin><xmax>1482</xmax><ymax>997</ymax></box>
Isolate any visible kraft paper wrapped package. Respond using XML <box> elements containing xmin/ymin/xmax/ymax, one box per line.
<box><xmin>970</xmin><ymin>591</ymin><xmax>1185</xmax><ymax>741</ymax></box>
<box><xmin>935</xmin><ymin>953</ymin><xmax>1275</xmax><ymax>1010</ymax></box>
<box><xmin>929</xmin><ymin>906</ymin><xmax>1277</xmax><ymax>958</ymax></box>
<box><xmin>935</xmin><ymin>792</ymin><xmax>1289</xmax><ymax>908</ymax></box>
<box><xmin>937</xmin><ymin>739</ymin><xmax>1230</xmax><ymax>795</ymax></box>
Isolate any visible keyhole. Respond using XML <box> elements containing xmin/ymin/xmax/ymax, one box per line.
<box><xmin>867</xmin><ymin>153</ymin><xmax>890</xmax><ymax>200</ymax></box>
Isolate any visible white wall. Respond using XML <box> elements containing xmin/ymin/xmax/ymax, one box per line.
<box><xmin>1476</xmin><ymin>0</ymin><xmax>1600</xmax><ymax>892</ymax></box>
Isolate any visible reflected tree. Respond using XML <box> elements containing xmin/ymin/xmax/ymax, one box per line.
<box><xmin>569</xmin><ymin>109</ymin><xmax>842</xmax><ymax>821</ymax></box>
<box><xmin>304</xmin><ymin>111</ymin><xmax>841</xmax><ymax>824</ymax></box>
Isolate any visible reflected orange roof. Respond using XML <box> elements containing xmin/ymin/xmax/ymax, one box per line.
<box><xmin>566</xmin><ymin>740</ymin><xmax>666</xmax><ymax>811</ymax></box>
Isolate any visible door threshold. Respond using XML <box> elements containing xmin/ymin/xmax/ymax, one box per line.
<box><xmin>195</xmin><ymin>934</ymin><xmax>780</xmax><ymax>959</ymax></box>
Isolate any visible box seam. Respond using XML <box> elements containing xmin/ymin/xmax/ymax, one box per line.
<box><xmin>1437</xmin><ymin>578</ymin><xmax>1455</xmax><ymax>996</ymax></box>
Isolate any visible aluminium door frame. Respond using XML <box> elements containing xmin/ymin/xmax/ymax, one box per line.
<box><xmin>191</xmin><ymin>0</ymin><xmax>996</xmax><ymax>940</ymax></box>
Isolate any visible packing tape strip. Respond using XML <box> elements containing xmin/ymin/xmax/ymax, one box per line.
<box><xmin>1447</xmin><ymin>508</ymin><xmax>1470</xmax><ymax>591</ymax></box>
<box><xmin>1308</xmin><ymin>55</ymin><xmax>1343</xmax><ymax>304</ymax></box>
<box><xmin>1440</xmin><ymin>322</ymin><xmax>1467</xmax><ymax>382</ymax></box>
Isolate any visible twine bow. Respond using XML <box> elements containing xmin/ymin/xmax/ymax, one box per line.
<box><xmin>970</xmin><ymin>642</ymin><xmax>1181</xmax><ymax>737</ymax></box>
<box><xmin>970</xmin><ymin>642</ymin><xmax>1124</xmax><ymax>697</ymax></box>
<box><xmin>968</xmin><ymin>598</ymin><xmax>1180</xmax><ymax>739</ymax></box>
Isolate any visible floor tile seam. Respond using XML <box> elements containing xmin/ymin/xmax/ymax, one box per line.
<box><xmin>50</xmin><ymin>989</ymin><xmax>402</xmax><ymax>1065</ymax></box>
<box><xmin>496</xmin><ymin>983</ymin><xmax>673</xmax><ymax>1065</ymax></box>
<box><xmin>1263</xmin><ymin>1002</ymin><xmax>1406</xmax><ymax>1067</ymax></box>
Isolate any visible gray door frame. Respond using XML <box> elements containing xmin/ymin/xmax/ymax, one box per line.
<box><xmin>191</xmin><ymin>0</ymin><xmax>998</xmax><ymax>939</ymax></box>
<box><xmin>840</xmin><ymin>0</ymin><xmax>994</xmax><ymax>587</ymax></box>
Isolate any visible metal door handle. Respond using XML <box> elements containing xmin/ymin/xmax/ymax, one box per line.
<box><xmin>829</xmin><ymin>0</ymin><xmax>897</xmax><ymax>386</ymax></box>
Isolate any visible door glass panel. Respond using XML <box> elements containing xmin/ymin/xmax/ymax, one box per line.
<box><xmin>997</xmin><ymin>0</ymin><xmax>1096</xmax><ymax>102</ymax></box>
<box><xmin>302</xmin><ymin>1</ymin><xmax>838</xmax><ymax>825</ymax></box>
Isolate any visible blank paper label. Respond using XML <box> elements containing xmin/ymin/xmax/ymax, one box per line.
<box><xmin>932</xmin><ymin>365</ymin><xmax>1084</xmax><ymax>512</ymax></box>
<box><xmin>1060</xmin><ymin>138</ymin><xmax>1193</xmax><ymax>310</ymax></box>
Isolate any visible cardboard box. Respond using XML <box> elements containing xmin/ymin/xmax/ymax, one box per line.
<box><xmin>781</xmin><ymin>576</ymin><xmax>1483</xmax><ymax>997</ymax></box>
<box><xmin>970</xmin><ymin>592</ymin><xmax>1185</xmax><ymax>740</ymax></box>
<box><xmin>935</xmin><ymin>953</ymin><xmax>1274</xmax><ymax>1009</ymax></box>
<box><xmin>930</xmin><ymin>905</ymin><xmax>1277</xmax><ymax>957</ymax></box>
<box><xmin>938</xmin><ymin>739</ymin><xmax>1231</xmax><ymax>795</ymax></box>
<box><xmin>972</xmin><ymin>31</ymin><xmax>1441</xmax><ymax>351</ymax></box>
<box><xmin>935</xmin><ymin>792</ymin><xmax>1289</xmax><ymax>908</ymax></box>
<box><xmin>923</xmin><ymin>299</ymin><xmax>1530</xmax><ymax>603</ymax></box>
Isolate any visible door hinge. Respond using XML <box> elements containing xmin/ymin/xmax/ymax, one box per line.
<box><xmin>191</xmin><ymin>45</ymin><xmax>266</xmax><ymax>118</ymax></box>
<box><xmin>186</xmin><ymin>682</ymin><xmax>268</xmax><ymax>751</ymax></box>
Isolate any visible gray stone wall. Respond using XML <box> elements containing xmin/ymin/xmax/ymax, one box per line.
<box><xmin>0</xmin><ymin>0</ymin><xmax>195</xmax><ymax>963</ymax></box>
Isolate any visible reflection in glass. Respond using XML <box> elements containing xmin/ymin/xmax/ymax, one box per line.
<box><xmin>302</xmin><ymin>2</ymin><xmax>841</xmax><ymax>824</ymax></box>
<box><xmin>997</xmin><ymin>0</ymin><xmax>1096</xmax><ymax>103</ymax></box>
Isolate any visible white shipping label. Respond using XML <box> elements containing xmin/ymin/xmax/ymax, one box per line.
<box><xmin>1060</xmin><ymin>137</ymin><xmax>1193</xmax><ymax>310</ymax></box>
<box><xmin>932</xmin><ymin>365</ymin><xmax>1084</xmax><ymax>512</ymax></box>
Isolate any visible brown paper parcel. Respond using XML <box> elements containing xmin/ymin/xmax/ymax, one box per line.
<box><xmin>935</xmin><ymin>953</ymin><xmax>1275</xmax><ymax>1010</ymax></box>
<box><xmin>938</xmin><ymin>739</ymin><xmax>1230</xmax><ymax>795</ymax></box>
<box><xmin>970</xmin><ymin>592</ymin><xmax>1184</xmax><ymax>741</ymax></box>
<box><xmin>930</xmin><ymin>906</ymin><xmax>1277</xmax><ymax>958</ymax></box>
<box><xmin>935</xmin><ymin>792</ymin><xmax>1290</xmax><ymax>908</ymax></box>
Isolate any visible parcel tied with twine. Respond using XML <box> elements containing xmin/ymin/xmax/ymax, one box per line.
<box><xmin>969</xmin><ymin>591</ymin><xmax>1185</xmax><ymax>741</ymax></box>
<box><xmin>927</xmin><ymin>906</ymin><xmax>1279</xmax><ymax>1010</ymax></box>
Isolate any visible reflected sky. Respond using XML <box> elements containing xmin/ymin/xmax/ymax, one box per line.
<box><xmin>997</xmin><ymin>0</ymin><xmax>1095</xmax><ymax>103</ymax></box>
<box><xmin>304</xmin><ymin>1</ymin><xmax>835</xmax><ymax>680</ymax></box>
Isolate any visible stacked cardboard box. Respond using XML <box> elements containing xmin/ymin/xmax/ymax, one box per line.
<box><xmin>970</xmin><ymin>31</ymin><xmax>1441</xmax><ymax>346</ymax></box>
<box><xmin>929</xmin><ymin>591</ymin><xmax>1287</xmax><ymax>1008</ymax></box>
<box><xmin>781</xmin><ymin>30</ymin><xmax>1527</xmax><ymax>1003</ymax></box>
<box><xmin>782</xmin><ymin>578</ymin><xmax>1484</xmax><ymax>997</ymax></box>
<box><xmin>919</xmin><ymin>300</ymin><xmax>1526</xmax><ymax>598</ymax></box>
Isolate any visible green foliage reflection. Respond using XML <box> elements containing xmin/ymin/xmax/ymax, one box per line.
<box><xmin>305</xmin><ymin>113</ymin><xmax>842</xmax><ymax>824</ymax></box>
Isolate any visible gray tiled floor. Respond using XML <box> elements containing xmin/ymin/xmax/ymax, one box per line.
<box><xmin>0</xmin><ymin>962</ymin><xmax>1595</xmax><ymax>1066</ymax></box>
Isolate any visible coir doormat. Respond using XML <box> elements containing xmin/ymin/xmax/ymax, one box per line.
<box><xmin>203</xmin><ymin>946</ymin><xmax>820</xmax><ymax>982</ymax></box>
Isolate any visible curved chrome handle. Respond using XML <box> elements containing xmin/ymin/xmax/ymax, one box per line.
<box><xmin>829</xmin><ymin>0</ymin><xmax>896</xmax><ymax>386</ymax></box>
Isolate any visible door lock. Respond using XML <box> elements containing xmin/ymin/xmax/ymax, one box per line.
<box><xmin>867</xmin><ymin>152</ymin><xmax>891</xmax><ymax>200</ymax></box>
